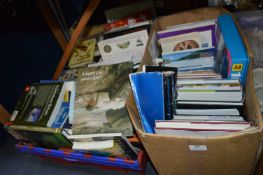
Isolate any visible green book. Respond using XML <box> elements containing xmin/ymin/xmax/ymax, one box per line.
<box><xmin>9</xmin><ymin>125</ymin><xmax>72</xmax><ymax>149</ymax></box>
<box><xmin>10</xmin><ymin>82</ymin><xmax>68</xmax><ymax>127</ymax></box>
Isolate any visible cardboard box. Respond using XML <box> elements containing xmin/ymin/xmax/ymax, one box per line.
<box><xmin>126</xmin><ymin>7</ymin><xmax>263</xmax><ymax>175</ymax></box>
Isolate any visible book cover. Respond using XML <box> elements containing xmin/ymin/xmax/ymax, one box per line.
<box><xmin>158</xmin><ymin>24</ymin><xmax>216</xmax><ymax>47</ymax></box>
<box><xmin>10</xmin><ymin>82</ymin><xmax>66</xmax><ymax>127</ymax></box>
<box><xmin>129</xmin><ymin>72</ymin><xmax>166</xmax><ymax>133</ymax></box>
<box><xmin>162</xmin><ymin>47</ymin><xmax>216</xmax><ymax>62</ymax></box>
<box><xmin>98</xmin><ymin>30</ymin><xmax>148</xmax><ymax>65</ymax></box>
<box><xmin>68</xmin><ymin>38</ymin><xmax>96</xmax><ymax>68</ymax></box>
<box><xmin>72</xmin><ymin>62</ymin><xmax>134</xmax><ymax>137</ymax></box>
<box><xmin>159</xmin><ymin>32</ymin><xmax>202</xmax><ymax>52</ymax></box>
<box><xmin>217</xmin><ymin>14</ymin><xmax>249</xmax><ymax>86</ymax></box>
<box><xmin>9</xmin><ymin>125</ymin><xmax>72</xmax><ymax>149</ymax></box>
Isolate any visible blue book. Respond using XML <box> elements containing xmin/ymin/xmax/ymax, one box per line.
<box><xmin>162</xmin><ymin>47</ymin><xmax>216</xmax><ymax>62</ymax></box>
<box><xmin>51</xmin><ymin>100</ymin><xmax>70</xmax><ymax>128</ymax></box>
<box><xmin>217</xmin><ymin>14</ymin><xmax>249</xmax><ymax>86</ymax></box>
<box><xmin>129</xmin><ymin>72</ymin><xmax>167</xmax><ymax>133</ymax></box>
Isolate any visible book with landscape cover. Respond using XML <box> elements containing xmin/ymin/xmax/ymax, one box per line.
<box><xmin>10</xmin><ymin>82</ymin><xmax>69</xmax><ymax>127</ymax></box>
<box><xmin>72</xmin><ymin>62</ymin><xmax>134</xmax><ymax>138</ymax></box>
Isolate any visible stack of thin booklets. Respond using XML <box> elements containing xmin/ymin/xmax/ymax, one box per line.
<box><xmin>129</xmin><ymin>14</ymin><xmax>252</xmax><ymax>137</ymax></box>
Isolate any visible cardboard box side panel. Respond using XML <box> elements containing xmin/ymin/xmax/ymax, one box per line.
<box><xmin>139</xmin><ymin>131</ymin><xmax>261</xmax><ymax>175</ymax></box>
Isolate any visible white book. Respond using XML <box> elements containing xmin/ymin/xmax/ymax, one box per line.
<box><xmin>177</xmin><ymin>91</ymin><xmax>243</xmax><ymax>102</ymax></box>
<box><xmin>72</xmin><ymin>139</ymin><xmax>114</xmax><ymax>150</ymax></box>
<box><xmin>155</xmin><ymin>128</ymin><xmax>236</xmax><ymax>137</ymax></box>
<box><xmin>175</xmin><ymin>109</ymin><xmax>240</xmax><ymax>116</ymax></box>
<box><xmin>173</xmin><ymin>115</ymin><xmax>244</xmax><ymax>122</ymax></box>
<box><xmin>177</xmin><ymin>101</ymin><xmax>243</xmax><ymax>106</ymax></box>
<box><xmin>98</xmin><ymin>30</ymin><xmax>148</xmax><ymax>64</ymax></box>
<box><xmin>155</xmin><ymin>120</ymin><xmax>251</xmax><ymax>131</ymax></box>
<box><xmin>177</xmin><ymin>83</ymin><xmax>241</xmax><ymax>91</ymax></box>
<box><xmin>177</xmin><ymin>79</ymin><xmax>240</xmax><ymax>85</ymax></box>
<box><xmin>67</xmin><ymin>132</ymin><xmax>122</xmax><ymax>139</ymax></box>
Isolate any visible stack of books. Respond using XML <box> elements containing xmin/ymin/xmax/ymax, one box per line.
<box><xmin>129</xmin><ymin>14</ymin><xmax>252</xmax><ymax>137</ymax></box>
<box><xmin>7</xmin><ymin>2</ymin><xmax>157</xmax><ymax>161</ymax></box>
<box><xmin>157</xmin><ymin>19</ymin><xmax>219</xmax><ymax>75</ymax></box>
<box><xmin>7</xmin><ymin>81</ymin><xmax>76</xmax><ymax>149</ymax></box>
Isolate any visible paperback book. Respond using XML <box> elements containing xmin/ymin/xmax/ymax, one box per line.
<box><xmin>10</xmin><ymin>82</ymin><xmax>72</xmax><ymax>127</ymax></box>
<box><xmin>72</xmin><ymin>62</ymin><xmax>134</xmax><ymax>138</ymax></box>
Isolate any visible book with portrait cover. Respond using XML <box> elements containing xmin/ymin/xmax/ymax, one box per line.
<box><xmin>71</xmin><ymin>62</ymin><xmax>134</xmax><ymax>138</ymax></box>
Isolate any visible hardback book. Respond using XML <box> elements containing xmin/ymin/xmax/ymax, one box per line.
<box><xmin>158</xmin><ymin>24</ymin><xmax>216</xmax><ymax>48</ymax></box>
<box><xmin>154</xmin><ymin>120</ymin><xmax>252</xmax><ymax>136</ymax></box>
<box><xmin>159</xmin><ymin>32</ymin><xmax>202</xmax><ymax>52</ymax></box>
<box><xmin>72</xmin><ymin>136</ymin><xmax>138</xmax><ymax>160</ymax></box>
<box><xmin>129</xmin><ymin>72</ymin><xmax>176</xmax><ymax>133</ymax></box>
<box><xmin>72</xmin><ymin>62</ymin><xmax>134</xmax><ymax>138</ymax></box>
<box><xmin>39</xmin><ymin>80</ymin><xmax>76</xmax><ymax>126</ymax></box>
<box><xmin>161</xmin><ymin>47</ymin><xmax>216</xmax><ymax>63</ymax></box>
<box><xmin>98</xmin><ymin>30</ymin><xmax>148</xmax><ymax>66</ymax></box>
<box><xmin>142</xmin><ymin>65</ymin><xmax>178</xmax><ymax>84</ymax></box>
<box><xmin>173</xmin><ymin>115</ymin><xmax>245</xmax><ymax>122</ymax></box>
<box><xmin>10</xmin><ymin>81</ymin><xmax>73</xmax><ymax>127</ymax></box>
<box><xmin>164</xmin><ymin>56</ymin><xmax>215</xmax><ymax>69</ymax></box>
<box><xmin>68</xmin><ymin>38</ymin><xmax>96</xmax><ymax>68</ymax></box>
<box><xmin>8</xmin><ymin>125</ymin><xmax>72</xmax><ymax>149</ymax></box>
<box><xmin>176</xmin><ymin>78</ymin><xmax>240</xmax><ymax>85</ymax></box>
<box><xmin>175</xmin><ymin>108</ymin><xmax>240</xmax><ymax>116</ymax></box>
<box><xmin>177</xmin><ymin>82</ymin><xmax>241</xmax><ymax>91</ymax></box>
<box><xmin>176</xmin><ymin>101</ymin><xmax>244</xmax><ymax>116</ymax></box>
<box><xmin>216</xmin><ymin>14</ymin><xmax>249</xmax><ymax>86</ymax></box>
<box><xmin>177</xmin><ymin>90</ymin><xmax>243</xmax><ymax>102</ymax></box>
<box><xmin>177</xmin><ymin>70</ymin><xmax>222</xmax><ymax>79</ymax></box>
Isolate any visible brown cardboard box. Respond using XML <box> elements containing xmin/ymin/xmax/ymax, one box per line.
<box><xmin>126</xmin><ymin>7</ymin><xmax>263</xmax><ymax>175</ymax></box>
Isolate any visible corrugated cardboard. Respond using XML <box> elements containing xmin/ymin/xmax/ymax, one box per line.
<box><xmin>126</xmin><ymin>7</ymin><xmax>263</xmax><ymax>175</ymax></box>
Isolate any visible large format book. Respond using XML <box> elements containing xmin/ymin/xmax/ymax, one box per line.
<box><xmin>72</xmin><ymin>136</ymin><xmax>138</xmax><ymax>160</ymax></box>
<box><xmin>98</xmin><ymin>30</ymin><xmax>148</xmax><ymax>66</ymax></box>
<box><xmin>158</xmin><ymin>24</ymin><xmax>216</xmax><ymax>47</ymax></box>
<box><xmin>10</xmin><ymin>82</ymin><xmax>73</xmax><ymax>127</ymax></box>
<box><xmin>155</xmin><ymin>120</ymin><xmax>252</xmax><ymax>137</ymax></box>
<box><xmin>129</xmin><ymin>72</ymin><xmax>176</xmax><ymax>133</ymax></box>
<box><xmin>72</xmin><ymin>62</ymin><xmax>134</xmax><ymax>138</ymax></box>
<box><xmin>216</xmin><ymin>14</ymin><xmax>249</xmax><ymax>86</ymax></box>
<box><xmin>8</xmin><ymin>125</ymin><xmax>72</xmax><ymax>149</ymax></box>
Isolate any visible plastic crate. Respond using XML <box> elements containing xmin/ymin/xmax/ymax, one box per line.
<box><xmin>15</xmin><ymin>143</ymin><xmax>147</xmax><ymax>172</ymax></box>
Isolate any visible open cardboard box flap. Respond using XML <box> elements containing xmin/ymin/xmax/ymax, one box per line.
<box><xmin>126</xmin><ymin>7</ymin><xmax>263</xmax><ymax>175</ymax></box>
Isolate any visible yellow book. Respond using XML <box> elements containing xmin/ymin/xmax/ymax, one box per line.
<box><xmin>68</xmin><ymin>38</ymin><xmax>96</xmax><ymax>68</ymax></box>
